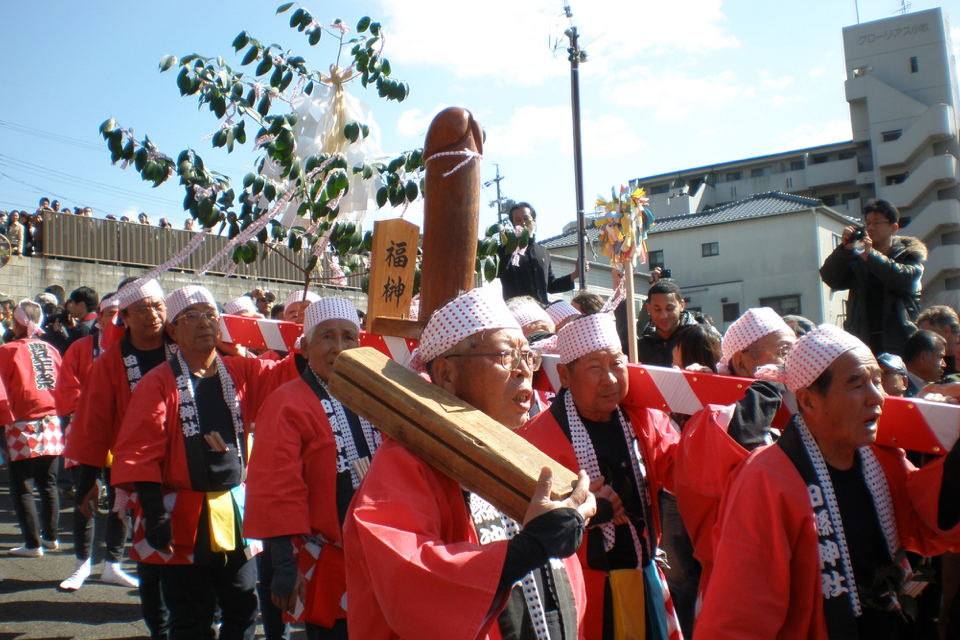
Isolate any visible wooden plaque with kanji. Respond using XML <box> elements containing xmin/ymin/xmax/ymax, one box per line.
<box><xmin>367</xmin><ymin>218</ymin><xmax>419</xmax><ymax>323</ymax></box>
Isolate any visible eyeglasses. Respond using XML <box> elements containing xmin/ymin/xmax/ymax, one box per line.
<box><xmin>129</xmin><ymin>302</ymin><xmax>166</xmax><ymax>318</ymax></box>
<box><xmin>444</xmin><ymin>348</ymin><xmax>542</xmax><ymax>372</ymax></box>
<box><xmin>175</xmin><ymin>310</ymin><xmax>220</xmax><ymax>326</ymax></box>
<box><xmin>746</xmin><ymin>344</ymin><xmax>792</xmax><ymax>359</ymax></box>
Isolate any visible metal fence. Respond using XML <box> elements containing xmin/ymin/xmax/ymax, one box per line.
<box><xmin>42</xmin><ymin>212</ymin><xmax>363</xmax><ymax>288</ymax></box>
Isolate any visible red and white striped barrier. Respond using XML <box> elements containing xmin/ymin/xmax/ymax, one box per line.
<box><xmin>218</xmin><ymin>314</ymin><xmax>417</xmax><ymax>366</ymax></box>
<box><xmin>540</xmin><ymin>355</ymin><xmax>960</xmax><ymax>455</ymax></box>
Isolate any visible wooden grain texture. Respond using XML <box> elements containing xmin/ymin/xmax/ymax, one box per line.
<box><xmin>329</xmin><ymin>347</ymin><xmax>578</xmax><ymax>522</ymax></box>
<box><xmin>419</xmin><ymin>107</ymin><xmax>484</xmax><ymax>321</ymax></box>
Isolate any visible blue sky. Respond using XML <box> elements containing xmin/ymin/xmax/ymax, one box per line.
<box><xmin>1</xmin><ymin>0</ymin><xmax>957</xmax><ymax>241</ymax></box>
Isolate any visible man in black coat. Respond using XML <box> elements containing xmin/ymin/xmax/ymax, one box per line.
<box><xmin>497</xmin><ymin>202</ymin><xmax>578</xmax><ymax>304</ymax></box>
<box><xmin>819</xmin><ymin>198</ymin><xmax>925</xmax><ymax>356</ymax></box>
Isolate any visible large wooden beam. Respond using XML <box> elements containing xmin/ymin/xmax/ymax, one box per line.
<box><xmin>329</xmin><ymin>347</ymin><xmax>578</xmax><ymax>523</ymax></box>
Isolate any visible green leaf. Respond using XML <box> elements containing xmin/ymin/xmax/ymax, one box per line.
<box><xmin>276</xmin><ymin>2</ymin><xmax>294</xmax><ymax>13</ymax></box>
<box><xmin>405</xmin><ymin>180</ymin><xmax>418</xmax><ymax>201</ymax></box>
<box><xmin>270</xmin><ymin>66</ymin><xmax>283</xmax><ymax>88</ymax></box>
<box><xmin>308</xmin><ymin>29</ymin><xmax>321</xmax><ymax>46</ymax></box>
<box><xmin>99</xmin><ymin>118</ymin><xmax>118</xmax><ymax>135</ymax></box>
<box><xmin>484</xmin><ymin>256</ymin><xmax>498</xmax><ymax>282</ymax></box>
<box><xmin>241</xmin><ymin>46</ymin><xmax>259</xmax><ymax>66</ymax></box>
<box><xmin>235</xmin><ymin>120</ymin><xmax>246</xmax><ymax>144</ymax></box>
<box><xmin>376</xmin><ymin>186</ymin><xmax>388</xmax><ymax>208</ymax></box>
<box><xmin>257</xmin><ymin>95</ymin><xmax>271</xmax><ymax>117</ymax></box>
<box><xmin>256</xmin><ymin>56</ymin><xmax>272</xmax><ymax>77</ymax></box>
<box><xmin>290</xmin><ymin>8</ymin><xmax>304</xmax><ymax>28</ymax></box>
<box><xmin>381</xmin><ymin>59</ymin><xmax>391</xmax><ymax>77</ymax></box>
<box><xmin>232</xmin><ymin>31</ymin><xmax>249</xmax><ymax>51</ymax></box>
<box><xmin>306</xmin><ymin>255</ymin><xmax>319</xmax><ymax>273</ymax></box>
<box><xmin>357</xmin><ymin>16</ymin><xmax>371</xmax><ymax>32</ymax></box>
<box><xmin>159</xmin><ymin>55</ymin><xmax>178</xmax><ymax>72</ymax></box>
<box><xmin>370</xmin><ymin>22</ymin><xmax>381</xmax><ymax>36</ymax></box>
<box><xmin>279</xmin><ymin>71</ymin><xmax>293</xmax><ymax>92</ymax></box>
<box><xmin>177</xmin><ymin>68</ymin><xmax>191</xmax><ymax>95</ymax></box>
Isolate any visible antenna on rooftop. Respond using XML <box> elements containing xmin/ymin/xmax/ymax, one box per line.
<box><xmin>895</xmin><ymin>0</ymin><xmax>911</xmax><ymax>15</ymax></box>
<box><xmin>483</xmin><ymin>164</ymin><xmax>508</xmax><ymax>224</ymax></box>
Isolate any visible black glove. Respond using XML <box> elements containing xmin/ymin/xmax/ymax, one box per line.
<box><xmin>589</xmin><ymin>498</ymin><xmax>615</xmax><ymax>526</ymax></box>
<box><xmin>498</xmin><ymin>507</ymin><xmax>585</xmax><ymax>589</ymax></box>
<box><xmin>135</xmin><ymin>482</ymin><xmax>171</xmax><ymax>551</ymax></box>
<box><xmin>268</xmin><ymin>536</ymin><xmax>299</xmax><ymax>599</ymax></box>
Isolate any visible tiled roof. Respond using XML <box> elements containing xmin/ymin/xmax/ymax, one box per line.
<box><xmin>539</xmin><ymin>191</ymin><xmax>857</xmax><ymax>249</ymax></box>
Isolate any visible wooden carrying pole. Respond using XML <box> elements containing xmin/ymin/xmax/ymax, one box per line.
<box><xmin>329</xmin><ymin>347</ymin><xmax>579</xmax><ymax>523</ymax></box>
<box><xmin>625</xmin><ymin>264</ymin><xmax>638</xmax><ymax>363</ymax></box>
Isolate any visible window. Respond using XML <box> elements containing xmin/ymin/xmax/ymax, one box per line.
<box><xmin>751</xmin><ymin>167</ymin><xmax>772</xmax><ymax>178</ymax></box>
<box><xmin>838</xmin><ymin>151</ymin><xmax>856</xmax><ymax>160</ymax></box>
<box><xmin>821</xmin><ymin>195</ymin><xmax>838</xmax><ymax>206</ymax></box>
<box><xmin>910</xmin><ymin>56</ymin><xmax>919</xmax><ymax>73</ymax></box>
<box><xmin>702</xmin><ymin>242</ymin><xmax>719</xmax><ymax>257</ymax></box>
<box><xmin>759</xmin><ymin>295</ymin><xmax>801</xmax><ymax>316</ymax></box>
<box><xmin>946</xmin><ymin>277</ymin><xmax>960</xmax><ymax>291</ymax></box>
<box><xmin>842</xmin><ymin>192</ymin><xmax>860</xmax><ymax>203</ymax></box>
<box><xmin>942</xmin><ymin>231</ymin><xmax>960</xmax><ymax>246</ymax></box>
<box><xmin>882</xmin><ymin>130</ymin><xmax>903</xmax><ymax>142</ymax></box>
<box><xmin>885</xmin><ymin>173</ymin><xmax>908</xmax><ymax>185</ymax></box>
<box><xmin>812</xmin><ymin>155</ymin><xmax>828</xmax><ymax>164</ymax></box>
<box><xmin>730</xmin><ymin>186</ymin><xmax>737</xmax><ymax>198</ymax></box>
<box><xmin>648</xmin><ymin>184</ymin><xmax>670</xmax><ymax>195</ymax></box>
<box><xmin>648</xmin><ymin>250</ymin><xmax>664</xmax><ymax>270</ymax></box>
<box><xmin>722</xmin><ymin>303</ymin><xmax>740</xmax><ymax>322</ymax></box>
<box><xmin>785</xmin><ymin>177</ymin><xmax>794</xmax><ymax>189</ymax></box>
<box><xmin>790</xmin><ymin>159</ymin><xmax>805</xmax><ymax>171</ymax></box>
<box><xmin>726</xmin><ymin>171</ymin><xmax>743</xmax><ymax>182</ymax></box>
<box><xmin>899</xmin><ymin>216</ymin><xmax>911</xmax><ymax>228</ymax></box>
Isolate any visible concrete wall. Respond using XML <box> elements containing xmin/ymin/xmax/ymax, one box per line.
<box><xmin>0</xmin><ymin>256</ymin><xmax>368</xmax><ymax>311</ymax></box>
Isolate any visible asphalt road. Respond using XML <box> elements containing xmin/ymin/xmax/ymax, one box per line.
<box><xmin>0</xmin><ymin>467</ymin><xmax>303</xmax><ymax>639</ymax></box>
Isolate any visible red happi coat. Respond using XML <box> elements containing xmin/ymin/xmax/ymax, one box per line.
<box><xmin>110</xmin><ymin>353</ymin><xmax>297</xmax><ymax>564</ymax></box>
<box><xmin>0</xmin><ymin>339</ymin><xmax>63</xmax><ymax>461</ymax></box>
<box><xmin>55</xmin><ymin>333</ymin><xmax>97</xmax><ymax>418</ymax></box>
<box><xmin>517</xmin><ymin>403</ymin><xmax>680</xmax><ymax>640</ymax></box>
<box><xmin>244</xmin><ymin>377</ymin><xmax>353</xmax><ymax>626</ymax></box>
<box><xmin>670</xmin><ymin>404</ymin><xmax>748</xmax><ymax>598</ymax></box>
<box><xmin>696</xmin><ymin>443</ymin><xmax>960</xmax><ymax>640</ymax></box>
<box><xmin>63</xmin><ymin>336</ymin><xmax>145</xmax><ymax>468</ymax></box>
<box><xmin>343</xmin><ymin>438</ymin><xmax>587</xmax><ymax>640</ymax></box>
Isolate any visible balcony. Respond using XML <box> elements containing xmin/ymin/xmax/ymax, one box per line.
<box><xmin>882</xmin><ymin>154</ymin><xmax>959</xmax><ymax>209</ymax></box>
<box><xmin>903</xmin><ymin>199</ymin><xmax>960</xmax><ymax>244</ymax></box>
<box><xmin>805</xmin><ymin>157</ymin><xmax>858</xmax><ymax>188</ymax></box>
<box><xmin>923</xmin><ymin>244</ymin><xmax>960</xmax><ymax>286</ymax></box>
<box><xmin>877</xmin><ymin>104</ymin><xmax>956</xmax><ymax>168</ymax></box>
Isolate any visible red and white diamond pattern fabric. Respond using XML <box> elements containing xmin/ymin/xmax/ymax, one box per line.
<box><xmin>556</xmin><ymin>313</ymin><xmax>620</xmax><ymax>364</ymax></box>
<box><xmin>5</xmin><ymin>416</ymin><xmax>63</xmax><ymax>461</ymax></box>
<box><xmin>165</xmin><ymin>285</ymin><xmax>218</xmax><ymax>322</ymax></box>
<box><xmin>718</xmin><ymin>307</ymin><xmax>792</xmax><ymax>372</ymax></box>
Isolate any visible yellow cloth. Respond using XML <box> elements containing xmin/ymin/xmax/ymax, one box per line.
<box><xmin>207</xmin><ymin>490</ymin><xmax>236</xmax><ymax>552</ymax></box>
<box><xmin>609</xmin><ymin>568</ymin><xmax>646</xmax><ymax>640</ymax></box>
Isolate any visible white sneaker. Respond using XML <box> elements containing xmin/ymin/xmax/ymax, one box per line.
<box><xmin>60</xmin><ymin>558</ymin><xmax>92</xmax><ymax>591</ymax></box>
<box><xmin>101</xmin><ymin>562</ymin><xmax>139</xmax><ymax>588</ymax></box>
<box><xmin>9</xmin><ymin>546</ymin><xmax>43</xmax><ymax>558</ymax></box>
<box><xmin>41</xmin><ymin>538</ymin><xmax>59</xmax><ymax>550</ymax></box>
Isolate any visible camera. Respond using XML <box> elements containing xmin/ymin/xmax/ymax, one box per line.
<box><xmin>661</xmin><ymin>269</ymin><xmax>672</xmax><ymax>279</ymax></box>
<box><xmin>849</xmin><ymin>226</ymin><xmax>866</xmax><ymax>242</ymax></box>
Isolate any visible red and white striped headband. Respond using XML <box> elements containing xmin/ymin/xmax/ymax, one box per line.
<box><xmin>14</xmin><ymin>299</ymin><xmax>44</xmax><ymax>337</ymax></box>
<box><xmin>557</xmin><ymin>313</ymin><xmax>621</xmax><ymax>364</ymax></box>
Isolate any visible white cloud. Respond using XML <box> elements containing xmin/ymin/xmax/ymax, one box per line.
<box><xmin>121</xmin><ymin>205</ymin><xmax>139</xmax><ymax>219</ymax></box>
<box><xmin>773</xmin><ymin>120</ymin><xmax>852</xmax><ymax>151</ymax></box>
<box><xmin>761</xmin><ymin>74</ymin><xmax>794</xmax><ymax>90</ymax></box>
<box><xmin>373</xmin><ymin>0</ymin><xmax>738</xmax><ymax>84</ymax></box>
<box><xmin>809</xmin><ymin>68</ymin><xmax>823</xmax><ymax>78</ymax></box>
<box><xmin>605</xmin><ymin>67</ymin><xmax>747</xmax><ymax>121</ymax></box>
<box><xmin>483</xmin><ymin>105</ymin><xmax>645</xmax><ymax>158</ymax></box>
<box><xmin>396</xmin><ymin>105</ymin><xmax>451</xmax><ymax>138</ymax></box>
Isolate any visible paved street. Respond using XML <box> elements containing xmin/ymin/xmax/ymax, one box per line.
<box><xmin>0</xmin><ymin>468</ymin><xmax>302</xmax><ymax>639</ymax></box>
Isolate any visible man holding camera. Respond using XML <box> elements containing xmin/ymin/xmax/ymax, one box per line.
<box><xmin>819</xmin><ymin>198</ymin><xmax>926</xmax><ymax>356</ymax></box>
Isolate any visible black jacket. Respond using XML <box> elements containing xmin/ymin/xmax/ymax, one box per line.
<box><xmin>819</xmin><ymin>235</ymin><xmax>926</xmax><ymax>356</ymax></box>
<box><xmin>636</xmin><ymin>310</ymin><xmax>702</xmax><ymax>367</ymax></box>
<box><xmin>497</xmin><ymin>241</ymin><xmax>575</xmax><ymax>304</ymax></box>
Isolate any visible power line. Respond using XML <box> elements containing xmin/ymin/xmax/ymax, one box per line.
<box><xmin>0</xmin><ymin>119</ymin><xmax>105</xmax><ymax>151</ymax></box>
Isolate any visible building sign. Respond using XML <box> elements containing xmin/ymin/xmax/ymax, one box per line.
<box><xmin>367</xmin><ymin>218</ymin><xmax>420</xmax><ymax>322</ymax></box>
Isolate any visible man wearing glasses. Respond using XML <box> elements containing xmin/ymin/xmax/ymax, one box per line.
<box><xmin>110</xmin><ymin>285</ymin><xmax>299</xmax><ymax>640</ymax></box>
<box><xmin>345</xmin><ymin>285</ymin><xmax>595</xmax><ymax>640</ymax></box>
<box><xmin>61</xmin><ymin>278</ymin><xmax>171</xmax><ymax>638</ymax></box>
<box><xmin>820</xmin><ymin>198</ymin><xmax>926</xmax><ymax>356</ymax></box>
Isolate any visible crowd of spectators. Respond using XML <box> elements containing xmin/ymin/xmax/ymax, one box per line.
<box><xmin>0</xmin><ymin>197</ymin><xmax>199</xmax><ymax>256</ymax></box>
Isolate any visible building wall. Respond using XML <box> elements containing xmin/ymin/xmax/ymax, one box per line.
<box><xmin>636</xmin><ymin>209</ymin><xmax>849</xmax><ymax>331</ymax></box>
<box><xmin>0</xmin><ymin>257</ymin><xmax>367</xmax><ymax>311</ymax></box>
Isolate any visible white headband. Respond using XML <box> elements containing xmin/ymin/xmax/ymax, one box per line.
<box><xmin>557</xmin><ymin>313</ymin><xmax>621</xmax><ymax>364</ymax></box>
<box><xmin>165</xmin><ymin>285</ymin><xmax>218</xmax><ymax>322</ymax></box>
<box><xmin>304</xmin><ymin>297</ymin><xmax>361</xmax><ymax>336</ymax></box>
<box><xmin>718</xmin><ymin>307</ymin><xmax>792</xmax><ymax>374</ymax></box>
<box><xmin>115</xmin><ymin>279</ymin><xmax>165</xmax><ymax>310</ymax></box>
<box><xmin>14</xmin><ymin>299</ymin><xmax>44</xmax><ymax>337</ymax></box>
<box><xmin>757</xmin><ymin>324</ymin><xmax>866</xmax><ymax>392</ymax></box>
